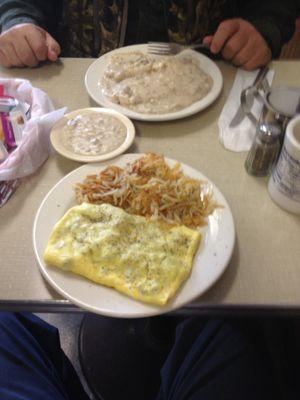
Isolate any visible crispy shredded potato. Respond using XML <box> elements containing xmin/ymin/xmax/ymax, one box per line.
<box><xmin>74</xmin><ymin>153</ymin><xmax>218</xmax><ymax>228</ymax></box>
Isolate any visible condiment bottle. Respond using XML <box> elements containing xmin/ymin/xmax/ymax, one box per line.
<box><xmin>244</xmin><ymin>122</ymin><xmax>282</xmax><ymax>176</ymax></box>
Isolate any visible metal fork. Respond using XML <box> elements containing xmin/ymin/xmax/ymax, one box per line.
<box><xmin>147</xmin><ymin>42</ymin><xmax>210</xmax><ymax>56</ymax></box>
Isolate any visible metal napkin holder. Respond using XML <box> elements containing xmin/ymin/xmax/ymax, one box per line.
<box><xmin>245</xmin><ymin>83</ymin><xmax>300</xmax><ymax>132</ymax></box>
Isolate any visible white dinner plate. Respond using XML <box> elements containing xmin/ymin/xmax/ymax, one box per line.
<box><xmin>33</xmin><ymin>154</ymin><xmax>235</xmax><ymax>318</ymax></box>
<box><xmin>85</xmin><ymin>44</ymin><xmax>223</xmax><ymax>122</ymax></box>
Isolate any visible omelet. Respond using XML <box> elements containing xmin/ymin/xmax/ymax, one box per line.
<box><xmin>44</xmin><ymin>203</ymin><xmax>201</xmax><ymax>306</ymax></box>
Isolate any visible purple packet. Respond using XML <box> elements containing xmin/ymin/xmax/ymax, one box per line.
<box><xmin>0</xmin><ymin>99</ymin><xmax>26</xmax><ymax>149</ymax></box>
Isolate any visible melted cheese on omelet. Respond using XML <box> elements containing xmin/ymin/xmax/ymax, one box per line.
<box><xmin>44</xmin><ymin>203</ymin><xmax>201</xmax><ymax>306</ymax></box>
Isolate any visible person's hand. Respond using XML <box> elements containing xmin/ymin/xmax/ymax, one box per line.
<box><xmin>203</xmin><ymin>19</ymin><xmax>272</xmax><ymax>70</ymax></box>
<box><xmin>0</xmin><ymin>23</ymin><xmax>61</xmax><ymax>68</ymax></box>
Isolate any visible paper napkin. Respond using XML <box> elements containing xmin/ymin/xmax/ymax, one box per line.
<box><xmin>218</xmin><ymin>69</ymin><xmax>275</xmax><ymax>152</ymax></box>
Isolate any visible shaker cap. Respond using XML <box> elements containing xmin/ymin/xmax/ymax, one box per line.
<box><xmin>257</xmin><ymin>122</ymin><xmax>282</xmax><ymax>143</ymax></box>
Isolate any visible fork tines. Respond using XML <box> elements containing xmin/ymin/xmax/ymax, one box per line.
<box><xmin>147</xmin><ymin>42</ymin><xmax>173</xmax><ymax>56</ymax></box>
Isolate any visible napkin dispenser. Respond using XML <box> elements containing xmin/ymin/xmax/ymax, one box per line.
<box><xmin>262</xmin><ymin>86</ymin><xmax>300</xmax><ymax>132</ymax></box>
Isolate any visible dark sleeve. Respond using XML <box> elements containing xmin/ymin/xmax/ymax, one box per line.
<box><xmin>0</xmin><ymin>0</ymin><xmax>60</xmax><ymax>35</ymax></box>
<box><xmin>237</xmin><ymin>0</ymin><xmax>298</xmax><ymax>58</ymax></box>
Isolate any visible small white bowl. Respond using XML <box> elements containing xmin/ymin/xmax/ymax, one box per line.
<box><xmin>50</xmin><ymin>107</ymin><xmax>135</xmax><ymax>163</ymax></box>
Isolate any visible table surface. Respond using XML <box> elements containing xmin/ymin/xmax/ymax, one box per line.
<box><xmin>1</xmin><ymin>58</ymin><xmax>300</xmax><ymax>313</ymax></box>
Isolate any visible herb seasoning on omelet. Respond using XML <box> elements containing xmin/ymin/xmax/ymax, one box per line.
<box><xmin>44</xmin><ymin>203</ymin><xmax>201</xmax><ymax>306</ymax></box>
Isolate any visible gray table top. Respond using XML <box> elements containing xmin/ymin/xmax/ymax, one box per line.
<box><xmin>1</xmin><ymin>58</ymin><xmax>299</xmax><ymax>313</ymax></box>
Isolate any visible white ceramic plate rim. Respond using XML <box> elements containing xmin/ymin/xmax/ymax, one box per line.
<box><xmin>33</xmin><ymin>154</ymin><xmax>235</xmax><ymax>318</ymax></box>
<box><xmin>84</xmin><ymin>44</ymin><xmax>223</xmax><ymax>122</ymax></box>
<box><xmin>50</xmin><ymin>107</ymin><xmax>135</xmax><ymax>163</ymax></box>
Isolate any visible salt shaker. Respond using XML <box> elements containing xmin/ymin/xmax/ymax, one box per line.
<box><xmin>244</xmin><ymin>122</ymin><xmax>282</xmax><ymax>176</ymax></box>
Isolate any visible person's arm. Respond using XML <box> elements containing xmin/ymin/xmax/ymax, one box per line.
<box><xmin>203</xmin><ymin>0</ymin><xmax>298</xmax><ymax>70</ymax></box>
<box><xmin>0</xmin><ymin>0</ymin><xmax>50</xmax><ymax>32</ymax></box>
<box><xmin>0</xmin><ymin>0</ymin><xmax>61</xmax><ymax>68</ymax></box>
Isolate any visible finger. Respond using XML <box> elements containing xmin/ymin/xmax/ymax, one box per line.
<box><xmin>242</xmin><ymin>47</ymin><xmax>271</xmax><ymax>70</ymax></box>
<box><xmin>221</xmin><ymin>31</ymin><xmax>248</xmax><ymax>61</ymax></box>
<box><xmin>45</xmin><ymin>32</ymin><xmax>61</xmax><ymax>61</ymax></box>
<box><xmin>232</xmin><ymin>38</ymin><xmax>271</xmax><ymax>69</ymax></box>
<box><xmin>242</xmin><ymin>55</ymin><xmax>263</xmax><ymax>71</ymax></box>
<box><xmin>5</xmin><ymin>43</ymin><xmax>24</xmax><ymax>67</ymax></box>
<box><xmin>210</xmin><ymin>19</ymin><xmax>240</xmax><ymax>54</ymax></box>
<box><xmin>13</xmin><ymin>35</ymin><xmax>38</xmax><ymax>66</ymax></box>
<box><xmin>1</xmin><ymin>43</ymin><xmax>24</xmax><ymax>67</ymax></box>
<box><xmin>25</xmin><ymin>28</ymin><xmax>48</xmax><ymax>61</ymax></box>
<box><xmin>231</xmin><ymin>40</ymin><xmax>256</xmax><ymax>67</ymax></box>
<box><xmin>202</xmin><ymin>35</ymin><xmax>213</xmax><ymax>45</ymax></box>
<box><xmin>0</xmin><ymin>49</ymin><xmax>12</xmax><ymax>68</ymax></box>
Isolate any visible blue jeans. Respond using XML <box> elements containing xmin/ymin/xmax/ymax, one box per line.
<box><xmin>0</xmin><ymin>312</ymin><xmax>298</xmax><ymax>400</ymax></box>
<box><xmin>0</xmin><ymin>313</ymin><xmax>89</xmax><ymax>400</ymax></box>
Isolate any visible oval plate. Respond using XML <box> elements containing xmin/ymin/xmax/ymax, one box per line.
<box><xmin>85</xmin><ymin>44</ymin><xmax>223</xmax><ymax>122</ymax></box>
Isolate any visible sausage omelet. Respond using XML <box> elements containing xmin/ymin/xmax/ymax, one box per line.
<box><xmin>44</xmin><ymin>203</ymin><xmax>201</xmax><ymax>306</ymax></box>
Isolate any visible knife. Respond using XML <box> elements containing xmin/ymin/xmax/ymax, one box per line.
<box><xmin>229</xmin><ymin>66</ymin><xmax>269</xmax><ymax>128</ymax></box>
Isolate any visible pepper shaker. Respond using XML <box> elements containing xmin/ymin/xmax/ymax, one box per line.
<box><xmin>244</xmin><ymin>122</ymin><xmax>282</xmax><ymax>176</ymax></box>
